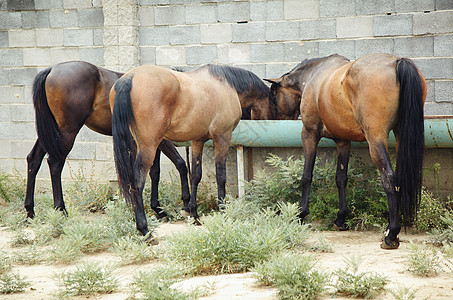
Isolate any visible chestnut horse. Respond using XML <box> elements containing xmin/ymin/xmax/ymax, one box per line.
<box><xmin>266</xmin><ymin>53</ymin><xmax>427</xmax><ymax>249</ymax></box>
<box><xmin>26</xmin><ymin>61</ymin><xmax>189</xmax><ymax>220</ymax></box>
<box><xmin>110</xmin><ymin>64</ymin><xmax>276</xmax><ymax>238</ymax></box>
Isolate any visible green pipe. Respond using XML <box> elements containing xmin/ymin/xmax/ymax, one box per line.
<box><xmin>175</xmin><ymin>116</ymin><xmax>453</xmax><ymax>148</ymax></box>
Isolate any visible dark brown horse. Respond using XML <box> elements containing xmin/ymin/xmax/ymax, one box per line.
<box><xmin>110</xmin><ymin>64</ymin><xmax>276</xmax><ymax>238</ymax></box>
<box><xmin>266</xmin><ymin>53</ymin><xmax>427</xmax><ymax>249</ymax></box>
<box><xmin>26</xmin><ymin>61</ymin><xmax>189</xmax><ymax>220</ymax></box>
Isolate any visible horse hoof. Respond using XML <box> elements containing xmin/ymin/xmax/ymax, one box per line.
<box><xmin>159</xmin><ymin>216</ymin><xmax>169</xmax><ymax>223</ymax></box>
<box><xmin>144</xmin><ymin>233</ymin><xmax>159</xmax><ymax>246</ymax></box>
<box><xmin>191</xmin><ymin>218</ymin><xmax>202</xmax><ymax>226</ymax></box>
<box><xmin>380</xmin><ymin>238</ymin><xmax>399</xmax><ymax>250</ymax></box>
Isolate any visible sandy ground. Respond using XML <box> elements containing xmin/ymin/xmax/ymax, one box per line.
<box><xmin>1</xmin><ymin>222</ymin><xmax>452</xmax><ymax>300</ymax></box>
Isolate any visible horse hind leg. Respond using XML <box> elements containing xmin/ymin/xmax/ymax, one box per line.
<box><xmin>47</xmin><ymin>154</ymin><xmax>68</xmax><ymax>216</ymax></box>
<box><xmin>24</xmin><ymin>139</ymin><xmax>47</xmax><ymax>218</ymax></box>
<box><xmin>148</xmin><ymin>148</ymin><xmax>168</xmax><ymax>220</ymax></box>
<box><xmin>333</xmin><ymin>140</ymin><xmax>351</xmax><ymax>230</ymax></box>
<box><xmin>188</xmin><ymin>140</ymin><xmax>204</xmax><ymax>220</ymax></box>
<box><xmin>369</xmin><ymin>141</ymin><xmax>400</xmax><ymax>249</ymax></box>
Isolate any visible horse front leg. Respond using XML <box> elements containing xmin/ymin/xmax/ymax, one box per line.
<box><xmin>158</xmin><ymin>139</ymin><xmax>190</xmax><ymax>213</ymax></box>
<box><xmin>188</xmin><ymin>140</ymin><xmax>204</xmax><ymax>220</ymax></box>
<box><xmin>213</xmin><ymin>135</ymin><xmax>231</xmax><ymax>208</ymax></box>
<box><xmin>369</xmin><ymin>142</ymin><xmax>400</xmax><ymax>249</ymax></box>
<box><xmin>334</xmin><ymin>140</ymin><xmax>351</xmax><ymax>230</ymax></box>
<box><xmin>148</xmin><ymin>148</ymin><xmax>167</xmax><ymax>220</ymax></box>
<box><xmin>25</xmin><ymin>139</ymin><xmax>47</xmax><ymax>218</ymax></box>
<box><xmin>299</xmin><ymin>127</ymin><xmax>321</xmax><ymax>221</ymax></box>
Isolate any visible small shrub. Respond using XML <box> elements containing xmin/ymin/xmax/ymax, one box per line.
<box><xmin>405</xmin><ymin>242</ymin><xmax>443</xmax><ymax>277</ymax></box>
<box><xmin>0</xmin><ymin>251</ymin><xmax>12</xmax><ymax>274</ymax></box>
<box><xmin>46</xmin><ymin>239</ymin><xmax>83</xmax><ymax>265</ymax></box>
<box><xmin>333</xmin><ymin>255</ymin><xmax>388</xmax><ymax>299</ymax></box>
<box><xmin>56</xmin><ymin>262</ymin><xmax>118</xmax><ymax>296</ymax></box>
<box><xmin>309</xmin><ymin>235</ymin><xmax>334</xmax><ymax>253</ymax></box>
<box><xmin>12</xmin><ymin>244</ymin><xmax>44</xmax><ymax>265</ymax></box>
<box><xmin>0</xmin><ymin>272</ymin><xmax>30</xmax><ymax>294</ymax></box>
<box><xmin>65</xmin><ymin>160</ymin><xmax>112</xmax><ymax>212</ymax></box>
<box><xmin>0</xmin><ymin>171</ymin><xmax>26</xmax><ymax>203</ymax></box>
<box><xmin>387</xmin><ymin>285</ymin><xmax>418</xmax><ymax>300</ymax></box>
<box><xmin>113</xmin><ymin>236</ymin><xmax>156</xmax><ymax>265</ymax></box>
<box><xmin>11</xmin><ymin>229</ymin><xmax>35</xmax><ymax>247</ymax></box>
<box><xmin>414</xmin><ymin>190</ymin><xmax>452</xmax><ymax>232</ymax></box>
<box><xmin>30</xmin><ymin>207</ymin><xmax>69</xmax><ymax>245</ymax></box>
<box><xmin>253</xmin><ymin>252</ymin><xmax>328</xmax><ymax>300</ymax></box>
<box><xmin>432</xmin><ymin>209</ymin><xmax>453</xmax><ymax>244</ymax></box>
<box><xmin>164</xmin><ymin>200</ymin><xmax>310</xmax><ymax>275</ymax></box>
<box><xmin>130</xmin><ymin>264</ymin><xmax>189</xmax><ymax>300</ymax></box>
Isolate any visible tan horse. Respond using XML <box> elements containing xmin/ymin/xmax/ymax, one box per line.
<box><xmin>266</xmin><ymin>53</ymin><xmax>427</xmax><ymax>249</ymax></box>
<box><xmin>110</xmin><ymin>64</ymin><xmax>246</xmax><ymax>238</ymax></box>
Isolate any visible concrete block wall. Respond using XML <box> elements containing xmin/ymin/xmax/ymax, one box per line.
<box><xmin>0</xmin><ymin>0</ymin><xmax>452</xmax><ymax>194</ymax></box>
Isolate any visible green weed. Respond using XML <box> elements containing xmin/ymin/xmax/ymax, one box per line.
<box><xmin>0</xmin><ymin>272</ymin><xmax>30</xmax><ymax>294</ymax></box>
<box><xmin>387</xmin><ymin>284</ymin><xmax>418</xmax><ymax>300</ymax></box>
<box><xmin>0</xmin><ymin>171</ymin><xmax>25</xmax><ymax>203</ymax></box>
<box><xmin>0</xmin><ymin>251</ymin><xmax>12</xmax><ymax>274</ymax></box>
<box><xmin>253</xmin><ymin>252</ymin><xmax>328</xmax><ymax>300</ymax></box>
<box><xmin>11</xmin><ymin>244</ymin><xmax>44</xmax><ymax>265</ymax></box>
<box><xmin>405</xmin><ymin>242</ymin><xmax>443</xmax><ymax>277</ymax></box>
<box><xmin>113</xmin><ymin>236</ymin><xmax>156</xmax><ymax>265</ymax></box>
<box><xmin>333</xmin><ymin>255</ymin><xmax>388</xmax><ymax>299</ymax></box>
<box><xmin>55</xmin><ymin>262</ymin><xmax>118</xmax><ymax>296</ymax></box>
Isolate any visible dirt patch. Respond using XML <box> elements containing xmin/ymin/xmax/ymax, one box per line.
<box><xmin>1</xmin><ymin>223</ymin><xmax>452</xmax><ymax>299</ymax></box>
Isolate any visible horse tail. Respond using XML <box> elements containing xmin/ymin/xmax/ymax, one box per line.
<box><xmin>394</xmin><ymin>58</ymin><xmax>424</xmax><ymax>226</ymax></box>
<box><xmin>32</xmin><ymin>67</ymin><xmax>67</xmax><ymax>161</ymax></box>
<box><xmin>111</xmin><ymin>76</ymin><xmax>139</xmax><ymax>202</ymax></box>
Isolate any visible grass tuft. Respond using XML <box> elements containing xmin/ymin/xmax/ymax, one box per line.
<box><xmin>0</xmin><ymin>272</ymin><xmax>30</xmax><ymax>294</ymax></box>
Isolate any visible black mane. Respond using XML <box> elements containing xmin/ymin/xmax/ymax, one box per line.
<box><xmin>286</xmin><ymin>54</ymin><xmax>349</xmax><ymax>77</ymax></box>
<box><xmin>206</xmin><ymin>64</ymin><xmax>269</xmax><ymax>98</ymax></box>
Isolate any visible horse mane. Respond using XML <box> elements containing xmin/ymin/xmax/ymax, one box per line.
<box><xmin>286</xmin><ymin>54</ymin><xmax>350</xmax><ymax>76</ymax></box>
<box><xmin>206</xmin><ymin>64</ymin><xmax>269</xmax><ymax>98</ymax></box>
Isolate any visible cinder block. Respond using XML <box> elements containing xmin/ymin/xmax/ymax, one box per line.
<box><xmin>0</xmin><ymin>11</ymin><xmax>21</xmax><ymax>29</ymax></box>
<box><xmin>9</xmin><ymin>29</ymin><xmax>36</xmax><ymax>47</ymax></box>
<box><xmin>140</xmin><ymin>6</ymin><xmax>154</xmax><ymax>26</ymax></box>
<box><xmin>299</xmin><ymin>19</ymin><xmax>335</xmax><ymax>40</ymax></box>
<box><xmin>434</xmin><ymin>80</ymin><xmax>453</xmax><ymax>102</ymax></box>
<box><xmin>374</xmin><ymin>14</ymin><xmax>412</xmax><ymax>36</ymax></box>
<box><xmin>0</xmin><ymin>122</ymin><xmax>36</xmax><ymax>140</ymax></box>
<box><xmin>9</xmin><ymin>67</ymin><xmax>37</xmax><ymax>86</ymax></box>
<box><xmin>434</xmin><ymin>34</ymin><xmax>453</xmax><ymax>56</ymax></box>
<box><xmin>7</xmin><ymin>0</ymin><xmax>34</xmax><ymax>11</ymax></box>
<box><xmin>186</xmin><ymin>45</ymin><xmax>217</xmax><ymax>65</ymax></box>
<box><xmin>78</xmin><ymin>8</ymin><xmax>104</xmax><ymax>27</ymax></box>
<box><xmin>394</xmin><ymin>36</ymin><xmax>433</xmax><ymax>58</ymax></box>
<box><xmin>170</xmin><ymin>25</ymin><xmax>200</xmax><ymax>45</ymax></box>
<box><xmin>104</xmin><ymin>46</ymin><xmax>119</xmax><ymax>67</ymax></box>
<box><xmin>67</xmin><ymin>142</ymin><xmax>96</xmax><ymax>160</ymax></box>
<box><xmin>118</xmin><ymin>45</ymin><xmax>139</xmax><ymax>66</ymax></box>
<box><xmin>155</xmin><ymin>5</ymin><xmax>185</xmax><ymax>26</ymax></box>
<box><xmin>284</xmin><ymin>0</ymin><xmax>319</xmax><ymax>20</ymax></box>
<box><xmin>320</xmin><ymin>0</ymin><xmax>355</xmax><ymax>17</ymax></box>
<box><xmin>424</xmin><ymin>102</ymin><xmax>453</xmax><ymax>115</ymax></box>
<box><xmin>117</xmin><ymin>6</ymin><xmax>139</xmax><ymax>27</ymax></box>
<box><xmin>0</xmin><ymin>69</ymin><xmax>9</xmax><ymax>85</ymax></box>
<box><xmin>0</xmin><ymin>140</ymin><xmax>12</xmax><ymax>159</ymax></box>
<box><xmin>140</xmin><ymin>46</ymin><xmax>156</xmax><ymax>65</ymax></box>
<box><xmin>11</xmin><ymin>104</ymin><xmax>34</xmax><ymax>122</ymax></box>
<box><xmin>186</xmin><ymin>4</ymin><xmax>216</xmax><ymax>24</ymax></box>
<box><xmin>23</xmin><ymin>48</ymin><xmax>51</xmax><ymax>67</ymax></box>
<box><xmin>34</xmin><ymin>0</ymin><xmax>63</xmax><ymax>10</ymax></box>
<box><xmin>36</xmin><ymin>28</ymin><xmax>64</xmax><ymax>46</ymax></box>
<box><xmin>140</xmin><ymin>0</ymin><xmax>170</xmax><ymax>5</ymax></box>
<box><xmin>413</xmin><ymin>11</ymin><xmax>453</xmax><ymax>35</ymax></box>
<box><xmin>233</xmin><ymin>22</ymin><xmax>265</xmax><ymax>43</ymax></box>
<box><xmin>251</xmin><ymin>43</ymin><xmax>284</xmax><ymax>63</ymax></box>
<box><xmin>64</xmin><ymin>28</ymin><xmax>94</xmax><ymax>46</ymax></box>
<box><xmin>422</xmin><ymin>80</ymin><xmax>434</xmax><ymax>103</ymax></box>
<box><xmin>395</xmin><ymin>0</ymin><xmax>434</xmax><ymax>13</ymax></box>
<box><xmin>93</xmin><ymin>28</ymin><xmax>103</xmax><ymax>46</ymax></box>
<box><xmin>11</xmin><ymin>140</ymin><xmax>35</xmax><ymax>159</ymax></box>
<box><xmin>80</xmin><ymin>47</ymin><xmax>104</xmax><ymax>66</ymax></box>
<box><xmin>103</xmin><ymin>26</ymin><xmax>118</xmax><ymax>46</ymax></box>
<box><xmin>355</xmin><ymin>0</ymin><xmax>394</xmax><ymax>15</ymax></box>
<box><xmin>250</xmin><ymin>0</ymin><xmax>284</xmax><ymax>21</ymax></box>
<box><xmin>95</xmin><ymin>142</ymin><xmax>114</xmax><ymax>161</ymax></box>
<box><xmin>0</xmin><ymin>105</ymin><xmax>12</xmax><ymax>122</ymax></box>
<box><xmin>49</xmin><ymin>9</ymin><xmax>78</xmax><ymax>28</ymax></box>
<box><xmin>63</xmin><ymin>0</ymin><xmax>92</xmax><ymax>9</ymax></box>
<box><xmin>266</xmin><ymin>21</ymin><xmax>299</xmax><ymax>41</ymax></box>
<box><xmin>118</xmin><ymin>26</ymin><xmax>138</xmax><ymax>45</ymax></box>
<box><xmin>200</xmin><ymin>23</ymin><xmax>232</xmax><ymax>44</ymax></box>
<box><xmin>156</xmin><ymin>46</ymin><xmax>186</xmax><ymax>66</ymax></box>
<box><xmin>413</xmin><ymin>58</ymin><xmax>453</xmax><ymax>79</ymax></box>
<box><xmin>265</xmin><ymin>62</ymin><xmax>294</xmax><ymax>78</ymax></box>
<box><xmin>337</xmin><ymin>16</ymin><xmax>373</xmax><ymax>38</ymax></box>
<box><xmin>50</xmin><ymin>47</ymin><xmax>80</xmax><ymax>65</ymax></box>
<box><xmin>77</xmin><ymin>126</ymin><xmax>109</xmax><ymax>142</ymax></box>
<box><xmin>236</xmin><ymin>63</ymin><xmax>266</xmax><ymax>79</ymax></box>
<box><xmin>140</xmin><ymin>26</ymin><xmax>170</xmax><ymax>46</ymax></box>
<box><xmin>436</xmin><ymin>0</ymin><xmax>453</xmax><ymax>10</ymax></box>
<box><xmin>218</xmin><ymin>2</ymin><xmax>249</xmax><ymax>22</ymax></box>
<box><xmin>0</xmin><ymin>49</ymin><xmax>23</xmax><ymax>67</ymax></box>
<box><xmin>0</xmin><ymin>30</ymin><xmax>8</xmax><ymax>47</ymax></box>
<box><xmin>318</xmin><ymin>40</ymin><xmax>355</xmax><ymax>59</ymax></box>
<box><xmin>21</xmin><ymin>11</ymin><xmax>50</xmax><ymax>29</ymax></box>
<box><xmin>0</xmin><ymin>86</ymin><xmax>24</xmax><ymax>104</ymax></box>
<box><xmin>284</xmin><ymin>41</ymin><xmax>319</xmax><ymax>62</ymax></box>
<box><xmin>355</xmin><ymin>38</ymin><xmax>394</xmax><ymax>58</ymax></box>
<box><xmin>217</xmin><ymin>44</ymin><xmax>250</xmax><ymax>64</ymax></box>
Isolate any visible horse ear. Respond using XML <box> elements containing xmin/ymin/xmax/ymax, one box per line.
<box><xmin>264</xmin><ymin>78</ymin><xmax>282</xmax><ymax>85</ymax></box>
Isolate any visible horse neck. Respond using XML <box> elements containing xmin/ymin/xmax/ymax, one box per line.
<box><xmin>238</xmin><ymin>90</ymin><xmax>273</xmax><ymax>120</ymax></box>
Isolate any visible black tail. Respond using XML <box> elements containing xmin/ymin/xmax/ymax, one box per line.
<box><xmin>112</xmin><ymin>76</ymin><xmax>139</xmax><ymax>203</ymax></box>
<box><xmin>32</xmin><ymin>67</ymin><xmax>67</xmax><ymax>161</ymax></box>
<box><xmin>394</xmin><ymin>58</ymin><xmax>424</xmax><ymax>226</ymax></box>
